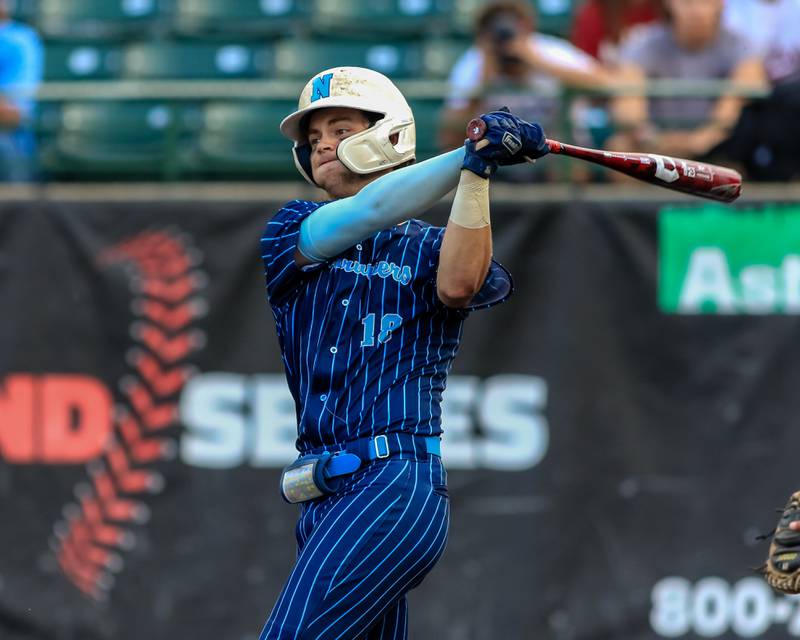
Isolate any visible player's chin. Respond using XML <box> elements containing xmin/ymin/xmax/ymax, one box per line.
<box><xmin>312</xmin><ymin>160</ymin><xmax>340</xmax><ymax>183</ymax></box>
<box><xmin>314</xmin><ymin>162</ymin><xmax>353</xmax><ymax>196</ymax></box>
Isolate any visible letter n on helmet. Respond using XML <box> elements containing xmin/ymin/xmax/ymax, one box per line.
<box><xmin>279</xmin><ymin>67</ymin><xmax>416</xmax><ymax>186</ymax></box>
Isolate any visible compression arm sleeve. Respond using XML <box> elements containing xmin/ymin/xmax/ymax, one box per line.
<box><xmin>298</xmin><ymin>147</ymin><xmax>466</xmax><ymax>262</ymax></box>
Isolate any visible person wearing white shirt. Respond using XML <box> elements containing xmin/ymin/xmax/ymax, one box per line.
<box><xmin>439</xmin><ymin>0</ymin><xmax>610</xmax><ymax>164</ymax></box>
<box><xmin>723</xmin><ymin>0</ymin><xmax>800</xmax><ymax>83</ymax></box>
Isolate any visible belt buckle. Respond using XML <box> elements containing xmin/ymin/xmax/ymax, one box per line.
<box><xmin>373</xmin><ymin>435</ymin><xmax>390</xmax><ymax>459</ymax></box>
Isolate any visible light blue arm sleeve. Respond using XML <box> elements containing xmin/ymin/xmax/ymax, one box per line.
<box><xmin>298</xmin><ymin>147</ymin><xmax>466</xmax><ymax>262</ymax></box>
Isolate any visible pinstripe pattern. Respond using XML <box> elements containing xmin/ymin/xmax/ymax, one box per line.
<box><xmin>259</xmin><ymin>458</ymin><xmax>449</xmax><ymax>640</ymax></box>
<box><xmin>262</xmin><ymin>201</ymin><xmax>513</xmax><ymax>451</ymax></box>
<box><xmin>259</xmin><ymin>200</ymin><xmax>511</xmax><ymax>638</ymax></box>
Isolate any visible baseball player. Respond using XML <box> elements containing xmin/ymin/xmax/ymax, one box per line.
<box><xmin>258</xmin><ymin>66</ymin><xmax>547</xmax><ymax>639</ymax></box>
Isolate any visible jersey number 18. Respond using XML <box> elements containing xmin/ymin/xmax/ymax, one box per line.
<box><xmin>361</xmin><ymin>313</ymin><xmax>403</xmax><ymax>347</ymax></box>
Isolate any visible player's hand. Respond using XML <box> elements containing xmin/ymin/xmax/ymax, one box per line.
<box><xmin>462</xmin><ymin>108</ymin><xmax>549</xmax><ymax>178</ymax></box>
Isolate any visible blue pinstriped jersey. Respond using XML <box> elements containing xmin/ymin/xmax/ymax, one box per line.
<box><xmin>261</xmin><ymin>200</ymin><xmax>512</xmax><ymax>452</ymax></box>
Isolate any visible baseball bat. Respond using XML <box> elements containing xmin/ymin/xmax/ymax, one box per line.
<box><xmin>466</xmin><ymin>118</ymin><xmax>742</xmax><ymax>203</ymax></box>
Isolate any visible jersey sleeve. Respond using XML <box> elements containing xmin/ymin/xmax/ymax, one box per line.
<box><xmin>725</xmin><ymin>29</ymin><xmax>756</xmax><ymax>68</ymax></box>
<box><xmin>468</xmin><ymin>259</ymin><xmax>514</xmax><ymax>311</ymax></box>
<box><xmin>534</xmin><ymin>33</ymin><xmax>597</xmax><ymax>73</ymax></box>
<box><xmin>261</xmin><ymin>200</ymin><xmax>326</xmax><ymax>306</ymax></box>
<box><xmin>424</xmin><ymin>224</ymin><xmax>513</xmax><ymax>312</ymax></box>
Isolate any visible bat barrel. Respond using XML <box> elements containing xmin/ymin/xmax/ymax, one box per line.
<box><xmin>466</xmin><ymin>121</ymin><xmax>742</xmax><ymax>203</ymax></box>
<box><xmin>545</xmin><ymin>140</ymin><xmax>742</xmax><ymax>203</ymax></box>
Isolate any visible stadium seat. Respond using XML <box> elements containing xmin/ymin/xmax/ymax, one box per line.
<box><xmin>534</xmin><ymin>0</ymin><xmax>575</xmax><ymax>37</ymax></box>
<box><xmin>37</xmin><ymin>0</ymin><xmax>168</xmax><ymax>40</ymax></box>
<box><xmin>274</xmin><ymin>39</ymin><xmax>422</xmax><ymax>79</ymax></box>
<box><xmin>178</xmin><ymin>100</ymin><xmax>299</xmax><ymax>179</ymax></box>
<box><xmin>409</xmin><ymin>99</ymin><xmax>444</xmax><ymax>161</ymax></box>
<box><xmin>309</xmin><ymin>0</ymin><xmax>453</xmax><ymax>37</ymax></box>
<box><xmin>172</xmin><ymin>0</ymin><xmax>310</xmax><ymax>37</ymax></box>
<box><xmin>9</xmin><ymin>0</ymin><xmax>37</xmax><ymax>25</ymax></box>
<box><xmin>34</xmin><ymin>101</ymin><xmax>63</xmax><ymax>147</ymax></box>
<box><xmin>122</xmin><ymin>41</ymin><xmax>271</xmax><ymax>79</ymax></box>
<box><xmin>421</xmin><ymin>38</ymin><xmax>470</xmax><ymax>79</ymax></box>
<box><xmin>44</xmin><ymin>42</ymin><xmax>123</xmax><ymax>81</ymax></box>
<box><xmin>39</xmin><ymin>101</ymin><xmax>191</xmax><ymax>179</ymax></box>
<box><xmin>451</xmin><ymin>0</ymin><xmax>490</xmax><ymax>34</ymax></box>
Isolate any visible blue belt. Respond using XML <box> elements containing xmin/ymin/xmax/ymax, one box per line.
<box><xmin>280</xmin><ymin>434</ymin><xmax>441</xmax><ymax>504</ymax></box>
<box><xmin>316</xmin><ymin>434</ymin><xmax>441</xmax><ymax>479</ymax></box>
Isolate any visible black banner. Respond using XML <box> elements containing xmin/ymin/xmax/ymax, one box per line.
<box><xmin>2</xmin><ymin>198</ymin><xmax>800</xmax><ymax>640</ymax></box>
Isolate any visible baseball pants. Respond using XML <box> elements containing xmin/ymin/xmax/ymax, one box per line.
<box><xmin>259</xmin><ymin>455</ymin><xmax>450</xmax><ymax>640</ymax></box>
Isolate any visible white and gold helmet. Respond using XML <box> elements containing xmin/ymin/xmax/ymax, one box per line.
<box><xmin>279</xmin><ymin>66</ymin><xmax>416</xmax><ymax>185</ymax></box>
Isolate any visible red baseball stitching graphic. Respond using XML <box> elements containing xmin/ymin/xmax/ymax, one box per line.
<box><xmin>49</xmin><ymin>229</ymin><xmax>207</xmax><ymax>601</ymax></box>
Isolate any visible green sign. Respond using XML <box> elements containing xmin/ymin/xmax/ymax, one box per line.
<box><xmin>659</xmin><ymin>205</ymin><xmax>800</xmax><ymax>314</ymax></box>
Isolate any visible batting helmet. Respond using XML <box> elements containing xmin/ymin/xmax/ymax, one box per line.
<box><xmin>279</xmin><ymin>66</ymin><xmax>416</xmax><ymax>186</ymax></box>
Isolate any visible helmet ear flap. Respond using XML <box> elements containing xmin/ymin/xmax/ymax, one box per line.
<box><xmin>292</xmin><ymin>143</ymin><xmax>317</xmax><ymax>186</ymax></box>
<box><xmin>336</xmin><ymin>117</ymin><xmax>415</xmax><ymax>175</ymax></box>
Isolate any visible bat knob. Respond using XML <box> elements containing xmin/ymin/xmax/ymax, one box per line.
<box><xmin>466</xmin><ymin>118</ymin><xmax>486</xmax><ymax>142</ymax></box>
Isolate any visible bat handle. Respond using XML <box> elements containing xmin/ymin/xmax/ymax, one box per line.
<box><xmin>467</xmin><ymin>118</ymin><xmax>559</xmax><ymax>158</ymax></box>
<box><xmin>545</xmin><ymin>139</ymin><xmax>561</xmax><ymax>153</ymax></box>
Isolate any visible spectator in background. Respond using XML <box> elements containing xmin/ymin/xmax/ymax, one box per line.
<box><xmin>608</xmin><ymin>0</ymin><xmax>765</xmax><ymax>160</ymax></box>
<box><xmin>0</xmin><ymin>0</ymin><xmax>42</xmax><ymax>182</ymax></box>
<box><xmin>439</xmin><ymin>0</ymin><xmax>610</xmax><ymax>169</ymax></box>
<box><xmin>710</xmin><ymin>0</ymin><xmax>800</xmax><ymax>180</ymax></box>
<box><xmin>567</xmin><ymin>0</ymin><xmax>660</xmax><ymax>161</ymax></box>
<box><xmin>723</xmin><ymin>0</ymin><xmax>800</xmax><ymax>84</ymax></box>
<box><xmin>571</xmin><ymin>0</ymin><xmax>660</xmax><ymax>66</ymax></box>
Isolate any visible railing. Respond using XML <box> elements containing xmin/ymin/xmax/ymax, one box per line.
<box><xmin>26</xmin><ymin>78</ymin><xmax>775</xmax><ymax>184</ymax></box>
<box><xmin>34</xmin><ymin>78</ymin><xmax>772</xmax><ymax>101</ymax></box>
<box><xmin>1</xmin><ymin>181</ymin><xmax>798</xmax><ymax>203</ymax></box>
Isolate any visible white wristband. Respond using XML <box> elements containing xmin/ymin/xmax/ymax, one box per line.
<box><xmin>448</xmin><ymin>169</ymin><xmax>490</xmax><ymax>229</ymax></box>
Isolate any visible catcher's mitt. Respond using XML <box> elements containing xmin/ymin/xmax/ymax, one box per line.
<box><xmin>762</xmin><ymin>491</ymin><xmax>800</xmax><ymax>593</ymax></box>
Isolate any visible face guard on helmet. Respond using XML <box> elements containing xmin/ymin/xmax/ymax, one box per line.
<box><xmin>279</xmin><ymin>66</ymin><xmax>416</xmax><ymax>186</ymax></box>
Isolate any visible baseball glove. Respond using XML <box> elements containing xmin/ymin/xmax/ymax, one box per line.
<box><xmin>762</xmin><ymin>490</ymin><xmax>800</xmax><ymax>593</ymax></box>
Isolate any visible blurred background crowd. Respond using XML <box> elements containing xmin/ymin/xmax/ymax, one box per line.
<box><xmin>0</xmin><ymin>0</ymin><xmax>797</xmax><ymax>184</ymax></box>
